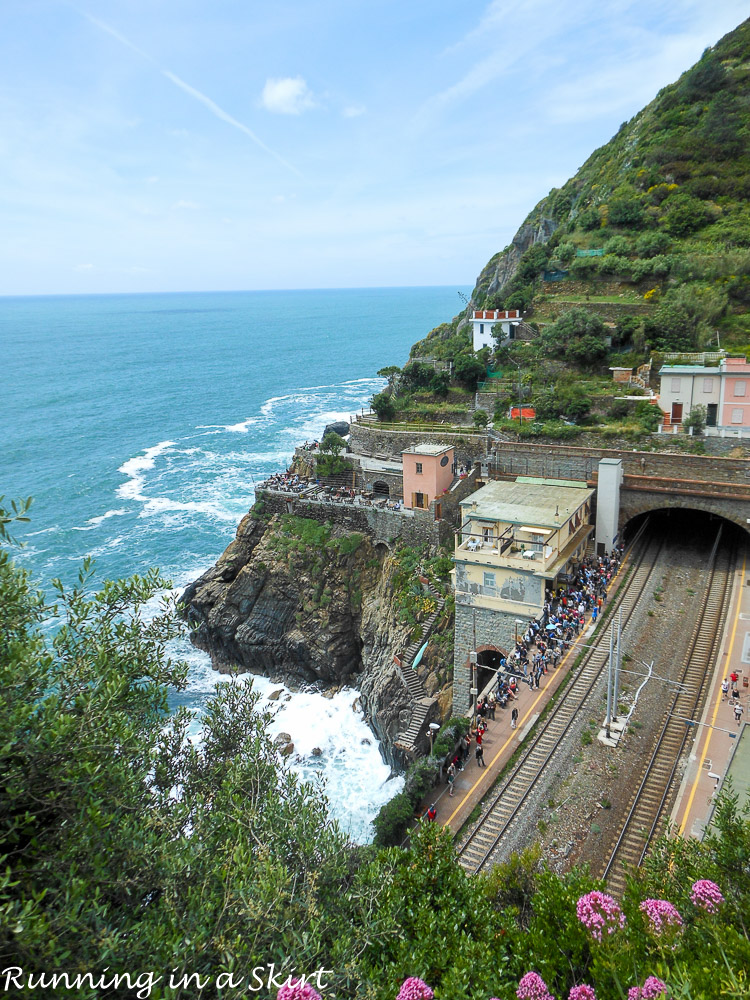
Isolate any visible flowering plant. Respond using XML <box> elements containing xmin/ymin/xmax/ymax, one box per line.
<box><xmin>627</xmin><ymin>975</ymin><xmax>668</xmax><ymax>999</ymax></box>
<box><xmin>517</xmin><ymin>971</ymin><xmax>555</xmax><ymax>1000</ymax></box>
<box><xmin>639</xmin><ymin>898</ymin><xmax>683</xmax><ymax>936</ymax></box>
<box><xmin>396</xmin><ymin>978</ymin><xmax>434</xmax><ymax>1000</ymax></box>
<box><xmin>277</xmin><ymin>980</ymin><xmax>322</xmax><ymax>1000</ymax></box>
<box><xmin>569</xmin><ymin>987</ymin><xmax>596</xmax><ymax>1000</ymax></box>
<box><xmin>576</xmin><ymin>891</ymin><xmax>626</xmax><ymax>941</ymax></box>
<box><xmin>690</xmin><ymin>879</ymin><xmax>724</xmax><ymax>913</ymax></box>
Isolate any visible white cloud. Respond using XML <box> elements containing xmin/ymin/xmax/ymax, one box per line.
<box><xmin>172</xmin><ymin>199</ymin><xmax>199</xmax><ymax>210</ymax></box>
<box><xmin>342</xmin><ymin>104</ymin><xmax>366</xmax><ymax>118</ymax></box>
<box><xmin>260</xmin><ymin>76</ymin><xmax>317</xmax><ymax>115</ymax></box>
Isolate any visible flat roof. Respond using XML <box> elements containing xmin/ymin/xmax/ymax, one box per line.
<box><xmin>659</xmin><ymin>366</ymin><xmax>720</xmax><ymax>375</ymax></box>
<box><xmin>460</xmin><ymin>478</ymin><xmax>593</xmax><ymax>528</ymax></box>
<box><xmin>401</xmin><ymin>443</ymin><xmax>453</xmax><ymax>456</ymax></box>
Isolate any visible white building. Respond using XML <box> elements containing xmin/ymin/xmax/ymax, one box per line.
<box><xmin>471</xmin><ymin>309</ymin><xmax>522</xmax><ymax>351</ymax></box>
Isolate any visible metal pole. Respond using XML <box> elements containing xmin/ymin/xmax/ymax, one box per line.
<box><xmin>605</xmin><ymin>621</ymin><xmax>614</xmax><ymax>738</ymax></box>
<box><xmin>613</xmin><ymin>609</ymin><xmax>622</xmax><ymax>721</ymax></box>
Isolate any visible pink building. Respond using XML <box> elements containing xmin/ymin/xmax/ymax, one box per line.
<box><xmin>401</xmin><ymin>444</ymin><xmax>455</xmax><ymax>512</ymax></box>
<box><xmin>720</xmin><ymin>357</ymin><xmax>750</xmax><ymax>429</ymax></box>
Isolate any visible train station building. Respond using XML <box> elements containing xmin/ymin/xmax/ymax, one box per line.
<box><xmin>452</xmin><ymin>476</ymin><xmax>595</xmax><ymax>709</ymax></box>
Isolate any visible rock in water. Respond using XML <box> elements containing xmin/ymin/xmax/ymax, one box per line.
<box><xmin>274</xmin><ymin>733</ymin><xmax>294</xmax><ymax>756</ymax></box>
<box><xmin>323</xmin><ymin>420</ymin><xmax>350</xmax><ymax>439</ymax></box>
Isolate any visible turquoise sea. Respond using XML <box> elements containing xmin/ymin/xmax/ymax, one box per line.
<box><xmin>3</xmin><ymin>286</ymin><xmax>469</xmax><ymax>840</ymax></box>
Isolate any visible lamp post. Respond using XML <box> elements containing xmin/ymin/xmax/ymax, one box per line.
<box><xmin>428</xmin><ymin>722</ymin><xmax>441</xmax><ymax>755</ymax></box>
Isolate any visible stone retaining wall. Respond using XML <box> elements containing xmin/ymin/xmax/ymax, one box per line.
<box><xmin>255</xmin><ymin>488</ymin><xmax>447</xmax><ymax>548</ymax></box>
<box><xmin>349</xmin><ymin>422</ymin><xmax>488</xmax><ymax>466</ymax></box>
<box><xmin>488</xmin><ymin>440</ymin><xmax>750</xmax><ymax>486</ymax></box>
<box><xmin>453</xmin><ymin>602</ymin><xmax>517</xmax><ymax>712</ymax></box>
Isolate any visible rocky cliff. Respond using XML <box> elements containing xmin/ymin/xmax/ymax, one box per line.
<box><xmin>471</xmin><ymin>204</ymin><xmax>558</xmax><ymax>306</ymax></box>
<box><xmin>182</xmin><ymin>506</ymin><xmax>451</xmax><ymax>762</ymax></box>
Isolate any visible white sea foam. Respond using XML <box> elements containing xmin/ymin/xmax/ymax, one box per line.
<box><xmin>87</xmin><ymin>508</ymin><xmax>129</xmax><ymax>526</ymax></box>
<box><xmin>117</xmin><ymin>440</ymin><xmax>175</xmax><ymax>501</ymax></box>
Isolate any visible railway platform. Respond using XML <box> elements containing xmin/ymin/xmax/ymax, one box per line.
<box><xmin>671</xmin><ymin>545</ymin><xmax>750</xmax><ymax>836</ymax></box>
<box><xmin>425</xmin><ymin>617</ymin><xmax>596</xmax><ymax>836</ymax></box>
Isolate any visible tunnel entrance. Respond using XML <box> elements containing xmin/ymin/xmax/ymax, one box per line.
<box><xmin>476</xmin><ymin>647</ymin><xmax>505</xmax><ymax>694</ymax></box>
<box><xmin>624</xmin><ymin>507</ymin><xmax>745</xmax><ymax>547</ymax></box>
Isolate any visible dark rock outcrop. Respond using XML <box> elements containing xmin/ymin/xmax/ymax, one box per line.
<box><xmin>181</xmin><ymin>507</ymin><xmax>450</xmax><ymax>763</ymax></box>
<box><xmin>473</xmin><ymin>209</ymin><xmax>558</xmax><ymax>304</ymax></box>
<box><xmin>323</xmin><ymin>420</ymin><xmax>350</xmax><ymax>439</ymax></box>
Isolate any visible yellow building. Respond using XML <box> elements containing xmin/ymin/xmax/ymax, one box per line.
<box><xmin>454</xmin><ymin>477</ymin><xmax>594</xmax><ymax>617</ymax></box>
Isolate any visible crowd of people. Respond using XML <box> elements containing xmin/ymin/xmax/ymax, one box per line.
<box><xmin>441</xmin><ymin>546</ymin><xmax>626</xmax><ymax>788</ymax></box>
<box><xmin>260</xmin><ymin>472</ymin><xmax>313</xmax><ymax>493</ymax></box>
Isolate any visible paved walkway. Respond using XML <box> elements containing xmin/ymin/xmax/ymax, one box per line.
<box><xmin>422</xmin><ymin>616</ymin><xmax>598</xmax><ymax>833</ymax></box>
<box><xmin>671</xmin><ymin>544</ymin><xmax>750</xmax><ymax>837</ymax></box>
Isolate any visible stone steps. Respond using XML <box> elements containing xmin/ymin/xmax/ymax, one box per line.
<box><xmin>395</xmin><ymin>579</ymin><xmax>446</xmax><ymax>752</ymax></box>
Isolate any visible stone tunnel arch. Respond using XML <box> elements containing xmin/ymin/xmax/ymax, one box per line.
<box><xmin>620</xmin><ymin>491</ymin><xmax>750</xmax><ymax>539</ymax></box>
<box><xmin>470</xmin><ymin>644</ymin><xmax>507</xmax><ymax>699</ymax></box>
<box><xmin>622</xmin><ymin>503</ymin><xmax>750</xmax><ymax>544</ymax></box>
<box><xmin>372</xmin><ymin>480</ymin><xmax>390</xmax><ymax>496</ymax></box>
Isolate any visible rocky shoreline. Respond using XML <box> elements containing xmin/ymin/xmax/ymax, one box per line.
<box><xmin>181</xmin><ymin>502</ymin><xmax>452</xmax><ymax>765</ymax></box>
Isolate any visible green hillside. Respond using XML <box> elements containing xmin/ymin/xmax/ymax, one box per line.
<box><xmin>474</xmin><ymin>18</ymin><xmax>750</xmax><ymax>352</ymax></box>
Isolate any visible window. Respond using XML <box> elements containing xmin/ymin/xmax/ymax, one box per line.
<box><xmin>732</xmin><ymin>408</ymin><xmax>744</xmax><ymax>425</ymax></box>
<box><xmin>482</xmin><ymin>527</ymin><xmax>493</xmax><ymax>544</ymax></box>
<box><xmin>415</xmin><ymin>462</ymin><xmax>423</xmax><ymax>474</ymax></box>
<box><xmin>483</xmin><ymin>572</ymin><xmax>496</xmax><ymax>593</ymax></box>
<box><xmin>670</xmin><ymin>378</ymin><xmax>681</xmax><ymax>391</ymax></box>
<box><xmin>480</xmin><ymin>323</ymin><xmax>484</xmax><ymax>335</ymax></box>
<box><xmin>735</xmin><ymin>381</ymin><xmax>747</xmax><ymax>397</ymax></box>
<box><xmin>703</xmin><ymin>378</ymin><xmax>713</xmax><ymax>393</ymax></box>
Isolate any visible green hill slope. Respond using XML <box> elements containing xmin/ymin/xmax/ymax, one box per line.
<box><xmin>471</xmin><ymin>17</ymin><xmax>750</xmax><ymax>353</ymax></box>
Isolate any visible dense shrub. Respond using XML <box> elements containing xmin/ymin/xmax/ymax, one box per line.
<box><xmin>662</xmin><ymin>194</ymin><xmax>711</xmax><ymax>236</ymax></box>
<box><xmin>372</xmin><ymin>792</ymin><xmax>416</xmax><ymax>847</ymax></box>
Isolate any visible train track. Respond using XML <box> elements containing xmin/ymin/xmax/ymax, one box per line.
<box><xmin>456</xmin><ymin>520</ymin><xmax>669</xmax><ymax>874</ymax></box>
<box><xmin>600</xmin><ymin>525</ymin><xmax>736</xmax><ymax>895</ymax></box>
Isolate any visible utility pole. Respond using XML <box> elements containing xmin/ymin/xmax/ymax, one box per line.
<box><xmin>612</xmin><ymin>609</ymin><xmax>622</xmax><ymax>721</ymax></box>
<box><xmin>605</xmin><ymin>622</ymin><xmax>614</xmax><ymax>739</ymax></box>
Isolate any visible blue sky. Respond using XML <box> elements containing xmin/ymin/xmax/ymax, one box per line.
<box><xmin>1</xmin><ymin>1</ymin><xmax>747</xmax><ymax>295</ymax></box>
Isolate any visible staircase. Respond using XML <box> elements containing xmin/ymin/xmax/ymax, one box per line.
<box><xmin>393</xmin><ymin>582</ymin><xmax>445</xmax><ymax>756</ymax></box>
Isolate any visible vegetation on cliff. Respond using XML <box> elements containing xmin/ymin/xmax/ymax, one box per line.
<box><xmin>3</xmin><ymin>500</ymin><xmax>749</xmax><ymax>999</ymax></box>
<box><xmin>477</xmin><ymin>19</ymin><xmax>750</xmax><ymax>352</ymax></box>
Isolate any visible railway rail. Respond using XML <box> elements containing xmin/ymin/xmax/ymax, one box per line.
<box><xmin>600</xmin><ymin>525</ymin><xmax>736</xmax><ymax>895</ymax></box>
<box><xmin>456</xmin><ymin>519</ymin><xmax>670</xmax><ymax>874</ymax></box>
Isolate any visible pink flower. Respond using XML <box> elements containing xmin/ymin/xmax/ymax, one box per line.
<box><xmin>639</xmin><ymin>898</ymin><xmax>683</xmax><ymax>935</ymax></box>
<box><xmin>277</xmin><ymin>980</ymin><xmax>322</xmax><ymax>1000</ymax></box>
<box><xmin>627</xmin><ymin>976</ymin><xmax>668</xmax><ymax>999</ymax></box>
<box><xmin>690</xmin><ymin>879</ymin><xmax>724</xmax><ymax>914</ymax></box>
<box><xmin>576</xmin><ymin>891</ymin><xmax>626</xmax><ymax>941</ymax></box>
<box><xmin>517</xmin><ymin>971</ymin><xmax>554</xmax><ymax>1000</ymax></box>
<box><xmin>396</xmin><ymin>978</ymin><xmax>434</xmax><ymax>1000</ymax></box>
<box><xmin>569</xmin><ymin>987</ymin><xmax>596</xmax><ymax>1000</ymax></box>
